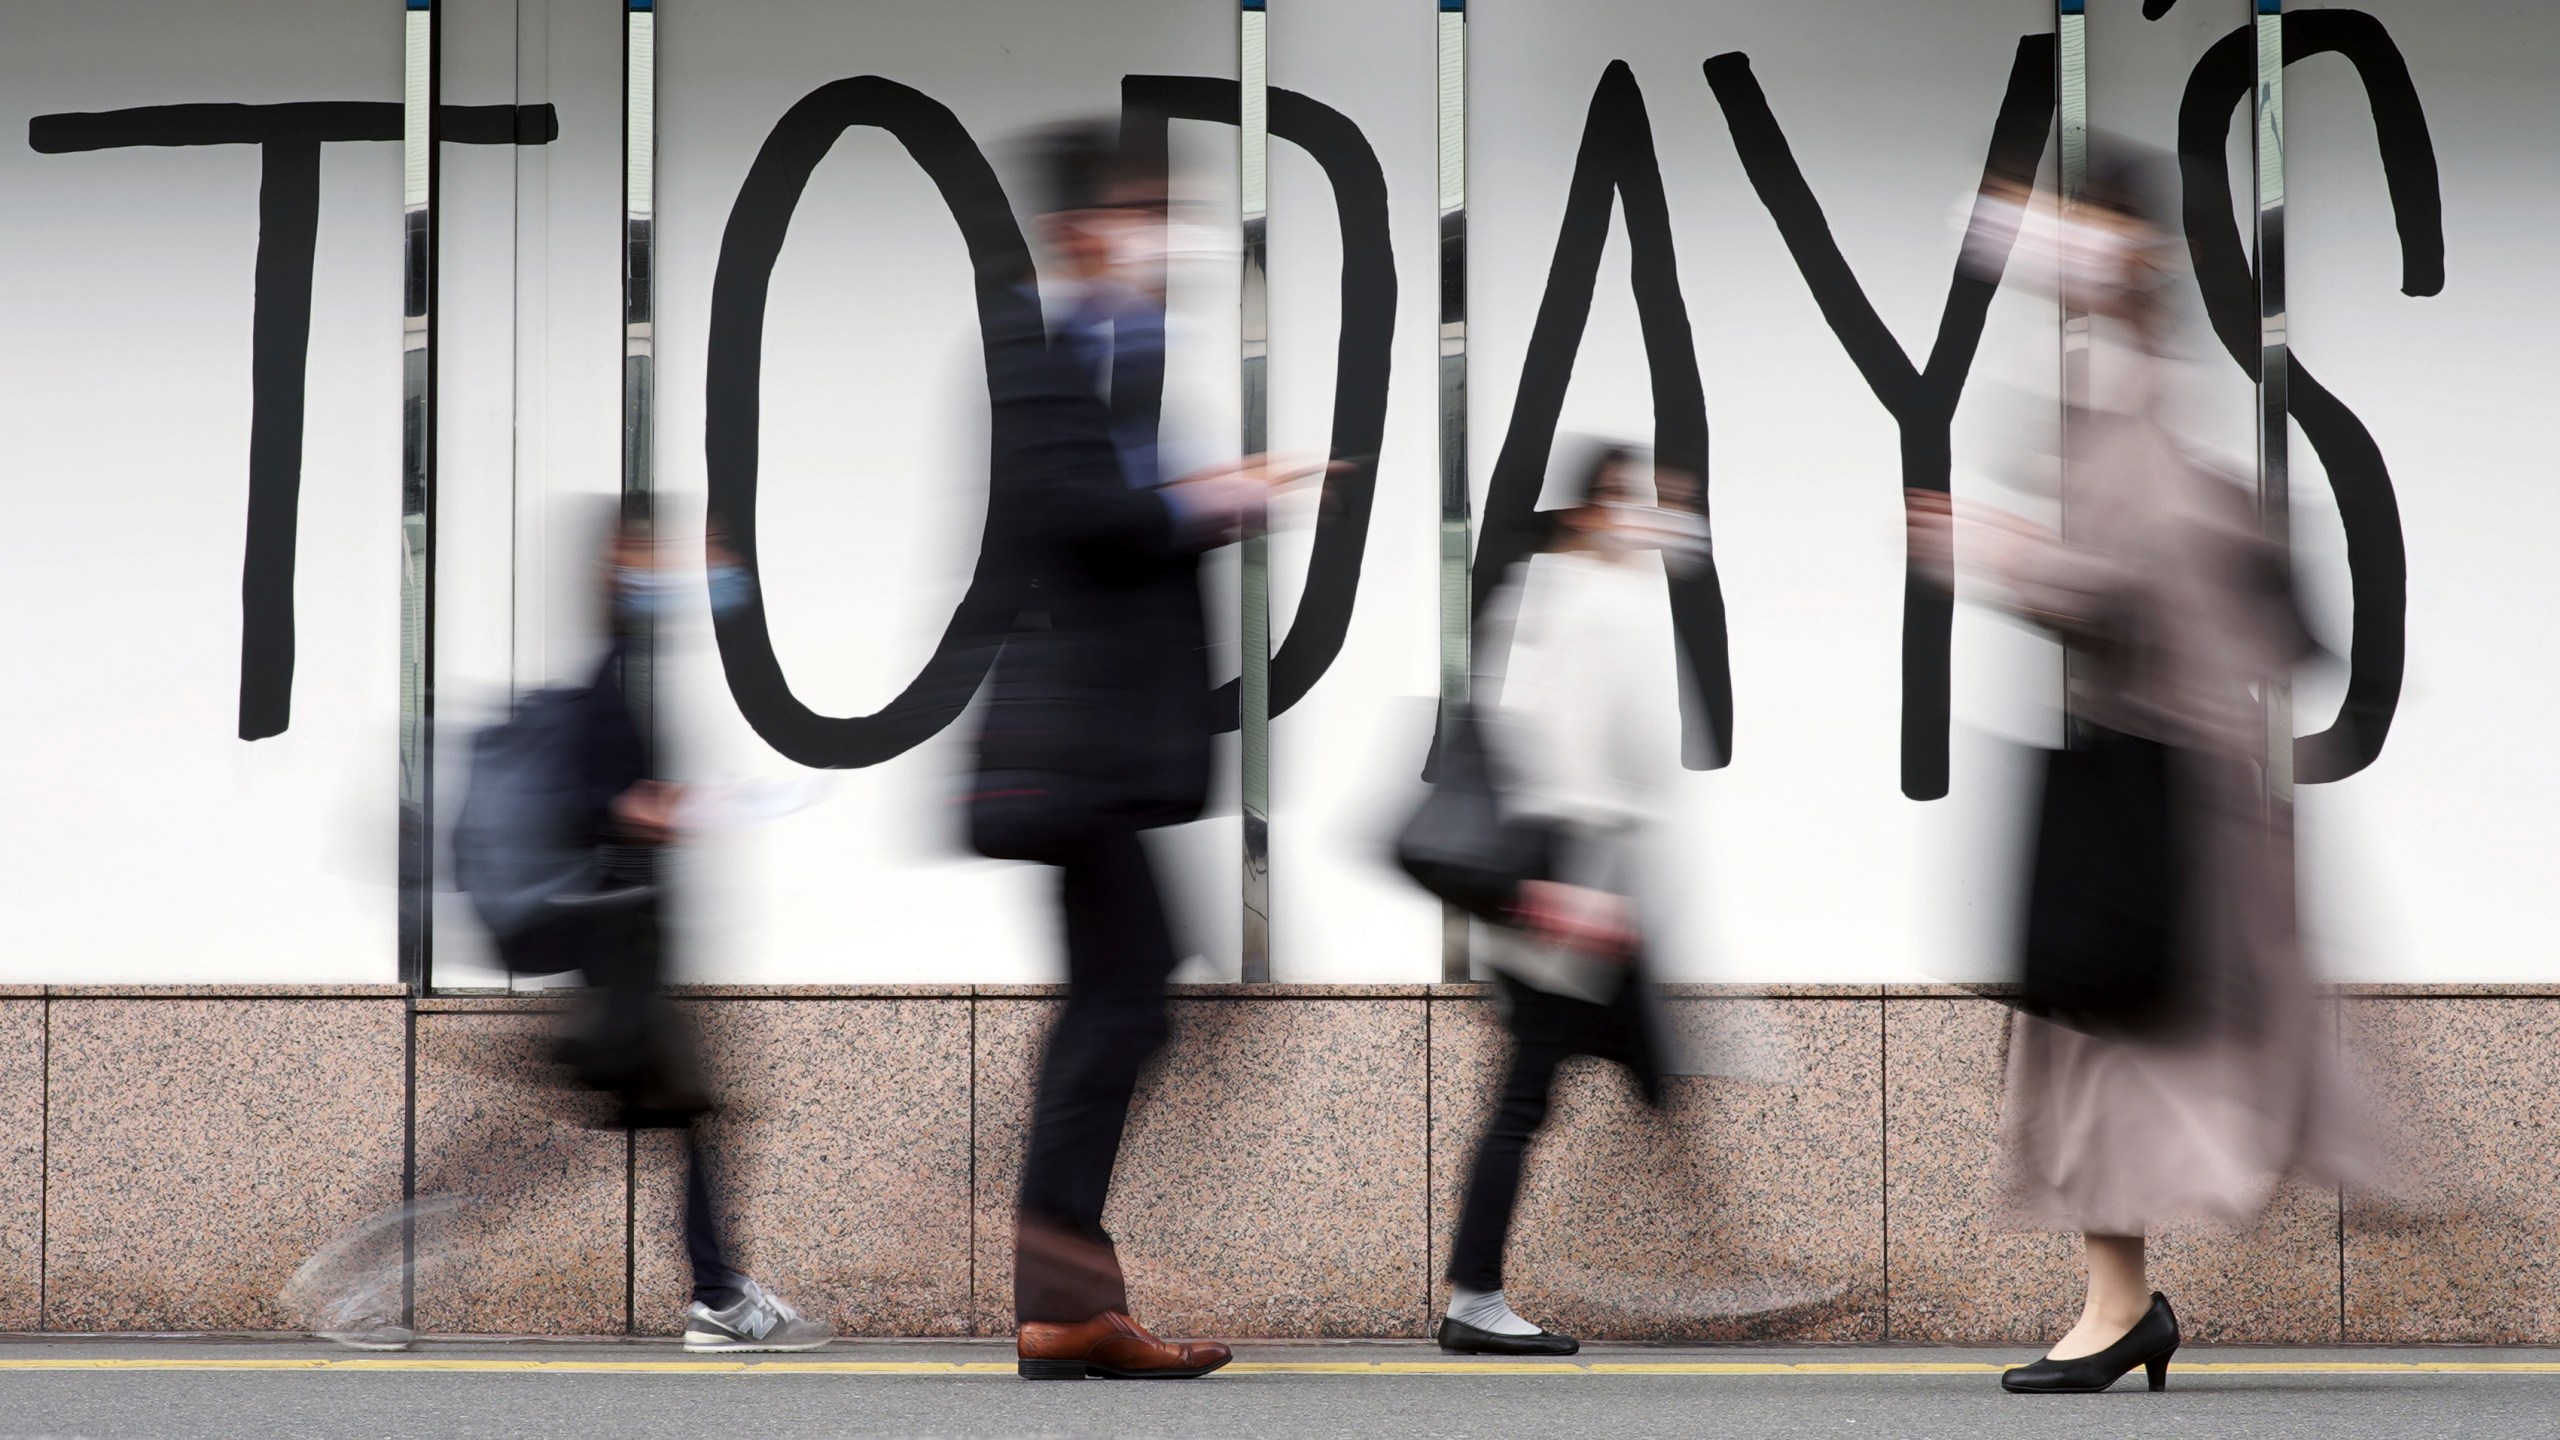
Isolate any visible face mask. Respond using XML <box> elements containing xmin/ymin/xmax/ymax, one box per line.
<box><xmin>1958</xmin><ymin>193</ymin><xmax>2136</xmax><ymax>293</ymax></box>
<box><xmin>616</xmin><ymin>564</ymin><xmax>751</xmax><ymax>618</ymax></box>
<box><xmin>1596</xmin><ymin>503</ymin><xmax>1711</xmax><ymax>564</ymax></box>
<box><xmin>706</xmin><ymin>562</ymin><xmax>755</xmax><ymax>617</ymax></box>
<box><xmin>613</xmin><ymin>564</ymin><xmax>681</xmax><ymax>617</ymax></box>
<box><xmin>1099</xmin><ymin>217</ymin><xmax>1235</xmax><ymax>299</ymax></box>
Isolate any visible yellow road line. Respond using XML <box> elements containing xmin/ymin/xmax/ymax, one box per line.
<box><xmin>3</xmin><ymin>1357</ymin><xmax>2560</xmax><ymax>1376</ymax></box>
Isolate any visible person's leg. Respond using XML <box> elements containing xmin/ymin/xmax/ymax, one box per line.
<box><xmin>1447</xmin><ymin>1004</ymin><xmax>1570</xmax><ymax>1298</ymax></box>
<box><xmin>1015</xmin><ymin>830</ymin><xmax>1181</xmax><ymax>1323</ymax></box>
<box><xmin>682</xmin><ymin>1128</ymin><xmax>745</xmax><ymax>1311</ymax></box>
<box><xmin>676</xmin><ymin>1125</ymin><xmax>832</xmax><ymax>1351</ymax></box>
<box><xmin>2047</xmin><ymin>1231</ymin><xmax>2151</xmax><ymax>1359</ymax></box>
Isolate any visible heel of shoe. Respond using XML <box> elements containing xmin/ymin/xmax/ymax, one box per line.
<box><xmin>1018</xmin><ymin>1358</ymin><xmax>1088</xmax><ymax>1380</ymax></box>
<box><xmin>2145</xmin><ymin>1352</ymin><xmax>2172</xmax><ymax>1392</ymax></box>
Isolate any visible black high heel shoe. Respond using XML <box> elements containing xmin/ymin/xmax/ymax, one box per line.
<box><xmin>2000</xmin><ymin>1292</ymin><xmax>2180</xmax><ymax>1394</ymax></box>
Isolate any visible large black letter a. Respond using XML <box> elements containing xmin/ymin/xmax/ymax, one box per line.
<box><xmin>1474</xmin><ymin>61</ymin><xmax>1732</xmax><ymax>770</ymax></box>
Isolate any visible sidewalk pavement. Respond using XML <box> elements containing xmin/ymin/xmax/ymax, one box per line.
<box><xmin>5</xmin><ymin>1336</ymin><xmax>2560</xmax><ymax>1438</ymax></box>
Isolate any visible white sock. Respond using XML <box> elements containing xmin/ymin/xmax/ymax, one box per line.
<box><xmin>1447</xmin><ymin>1284</ymin><xmax>1541</xmax><ymax>1336</ymax></box>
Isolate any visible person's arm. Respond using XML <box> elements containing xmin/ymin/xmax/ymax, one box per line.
<box><xmin>1908</xmin><ymin>489</ymin><xmax>2131</xmax><ymax>646</ymax></box>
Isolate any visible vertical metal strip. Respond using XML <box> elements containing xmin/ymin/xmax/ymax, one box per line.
<box><xmin>396</xmin><ymin>0</ymin><xmax>434</xmax><ymax>1318</ymax></box>
<box><xmin>399</xmin><ymin>0</ymin><xmax>437</xmax><ymax>993</ymax></box>
<box><xmin>2056</xmin><ymin>0</ymin><xmax>2088</xmax><ymax>419</ymax></box>
<box><xmin>624</xmin><ymin>1</ymin><xmax>657</xmax><ymax>747</ymax></box>
<box><xmin>2252</xmin><ymin>0</ymin><xmax>2291</xmax><ymax>804</ymax></box>
<box><xmin>1239</xmin><ymin>0</ymin><xmax>1272</xmax><ymax>983</ymax></box>
<box><xmin>2056</xmin><ymin>0</ymin><xmax>2088</xmax><ymax>740</ymax></box>
<box><xmin>1436</xmin><ymin>0</ymin><xmax>1470</xmax><ymax>982</ymax></box>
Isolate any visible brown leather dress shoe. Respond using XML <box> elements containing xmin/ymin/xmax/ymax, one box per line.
<box><xmin>1016</xmin><ymin>1310</ymin><xmax>1233</xmax><ymax>1380</ymax></box>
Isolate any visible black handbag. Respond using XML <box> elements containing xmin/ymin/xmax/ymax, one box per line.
<box><xmin>2018</xmin><ymin>726</ymin><xmax>2189</xmax><ymax>1033</ymax></box>
<box><xmin>1394</xmin><ymin>703</ymin><xmax>1554</xmax><ymax>923</ymax></box>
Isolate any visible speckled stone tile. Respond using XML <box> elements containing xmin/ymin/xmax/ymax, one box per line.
<box><xmin>2344</xmin><ymin>999</ymin><xmax>2560</xmax><ymax>1342</ymax></box>
<box><xmin>1427</xmin><ymin>995</ymin><xmax>1884</xmax><ymax>1341</ymax></box>
<box><xmin>629</xmin><ymin>999</ymin><xmax>972</xmax><ymax>1337</ymax></box>
<box><xmin>1884</xmin><ymin>996</ymin><xmax>2341</xmax><ymax>1345</ymax></box>
<box><xmin>411</xmin><ymin>1011</ymin><xmax>628</xmax><ymax>1336</ymax></box>
<box><xmin>974</xmin><ymin>997</ymin><xmax>1431</xmax><ymax>1338</ymax></box>
<box><xmin>43</xmin><ymin>999</ymin><xmax>406</xmax><ymax>1332</ymax></box>
<box><xmin>0</xmin><ymin>1001</ymin><xmax>42</xmax><ymax>1330</ymax></box>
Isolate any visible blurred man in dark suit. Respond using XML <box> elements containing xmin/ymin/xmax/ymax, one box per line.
<box><xmin>970</xmin><ymin>120</ymin><xmax>1295</xmax><ymax>1382</ymax></box>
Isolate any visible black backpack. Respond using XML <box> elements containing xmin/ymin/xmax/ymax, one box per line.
<box><xmin>451</xmin><ymin>687</ymin><xmax>648</xmax><ymax>977</ymax></box>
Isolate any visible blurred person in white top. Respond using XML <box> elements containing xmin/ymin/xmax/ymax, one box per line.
<box><xmin>1439</xmin><ymin>442</ymin><xmax>1706</xmax><ymax>1356</ymax></box>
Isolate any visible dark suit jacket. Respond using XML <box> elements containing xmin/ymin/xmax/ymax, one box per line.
<box><xmin>969</xmin><ymin>287</ymin><xmax>1216</xmax><ymax>857</ymax></box>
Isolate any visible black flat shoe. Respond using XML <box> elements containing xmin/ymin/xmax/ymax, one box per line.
<box><xmin>2001</xmin><ymin>1292</ymin><xmax>2180</xmax><ymax>1394</ymax></box>
<box><xmin>1437</xmin><ymin>1316</ymin><xmax>1580</xmax><ymax>1356</ymax></box>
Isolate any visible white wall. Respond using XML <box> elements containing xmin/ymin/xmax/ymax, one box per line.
<box><xmin>2</xmin><ymin>0</ymin><xmax>2546</xmax><ymax>985</ymax></box>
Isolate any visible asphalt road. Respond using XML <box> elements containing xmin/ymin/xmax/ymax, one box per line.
<box><xmin>5</xmin><ymin>1339</ymin><xmax>2560</xmax><ymax>1439</ymax></box>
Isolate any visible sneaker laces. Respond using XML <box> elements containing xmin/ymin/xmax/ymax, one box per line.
<box><xmin>733</xmin><ymin>1278</ymin><xmax>802</xmax><ymax>1337</ymax></box>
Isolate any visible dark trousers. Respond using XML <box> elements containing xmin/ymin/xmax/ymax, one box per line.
<box><xmin>570</xmin><ymin>860</ymin><xmax>736</xmax><ymax>1311</ymax></box>
<box><xmin>1014</xmin><ymin>829</ymin><xmax>1182</xmax><ymax>1323</ymax></box>
<box><xmin>681</xmin><ymin>1130</ymin><xmax>743</xmax><ymax>1310</ymax></box>
<box><xmin>1446</xmin><ymin>971</ymin><xmax>1661</xmax><ymax>1293</ymax></box>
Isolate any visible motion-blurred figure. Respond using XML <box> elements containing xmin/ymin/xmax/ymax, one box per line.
<box><xmin>291</xmin><ymin>513</ymin><xmax>830</xmax><ymax>1354</ymax></box>
<box><xmin>1913</xmin><ymin>144</ymin><xmax>2346</xmax><ymax>1396</ymax></box>
<box><xmin>1437</xmin><ymin>444</ymin><xmax>1705</xmax><ymax>1356</ymax></box>
<box><xmin>967</xmin><ymin>121</ymin><xmax>1292</xmax><ymax>1382</ymax></box>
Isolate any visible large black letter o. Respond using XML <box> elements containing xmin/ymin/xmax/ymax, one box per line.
<box><xmin>705</xmin><ymin>76</ymin><xmax>1037</xmax><ymax>768</ymax></box>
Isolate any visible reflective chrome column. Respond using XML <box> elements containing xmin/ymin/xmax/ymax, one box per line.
<box><xmin>2251</xmin><ymin>0</ymin><xmax>2292</xmax><ymax>802</ymax></box>
<box><xmin>1239</xmin><ymin>0</ymin><xmax>1272</xmax><ymax>982</ymax></box>
<box><xmin>2057</xmin><ymin>0</ymin><xmax>2088</xmax><ymax>422</ymax></box>
<box><xmin>2056</xmin><ymin>0</ymin><xmax>2088</xmax><ymax>737</ymax></box>
<box><xmin>624</xmin><ymin>0</ymin><xmax>656</xmax><ymax>743</ymax></box>
<box><xmin>399</xmin><ymin>0</ymin><xmax>437</xmax><ymax>990</ymax></box>
<box><xmin>1436</xmin><ymin>0</ymin><xmax>1470</xmax><ymax>982</ymax></box>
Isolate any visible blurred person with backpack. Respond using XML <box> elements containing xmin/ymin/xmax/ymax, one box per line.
<box><xmin>291</xmin><ymin>512</ymin><xmax>829</xmax><ymax>1354</ymax></box>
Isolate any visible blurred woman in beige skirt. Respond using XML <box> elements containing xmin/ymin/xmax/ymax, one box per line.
<box><xmin>1913</xmin><ymin>145</ymin><xmax>2352</xmax><ymax>1395</ymax></box>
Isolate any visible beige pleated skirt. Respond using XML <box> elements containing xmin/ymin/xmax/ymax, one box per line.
<box><xmin>1997</xmin><ymin>768</ymin><xmax>2355</xmax><ymax>1236</ymax></box>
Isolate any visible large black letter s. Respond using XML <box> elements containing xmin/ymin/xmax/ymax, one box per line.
<box><xmin>2180</xmin><ymin>10</ymin><xmax>2440</xmax><ymax>784</ymax></box>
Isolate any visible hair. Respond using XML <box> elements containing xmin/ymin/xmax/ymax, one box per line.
<box><xmin>1017</xmin><ymin>118</ymin><xmax>1154</xmax><ymax>218</ymax></box>
<box><xmin>1539</xmin><ymin>440</ymin><xmax>1643</xmax><ymax>551</ymax></box>
<box><xmin>1551</xmin><ymin>440</ymin><xmax>1642</xmax><ymax>509</ymax></box>
<box><xmin>2081</xmin><ymin>131</ymin><xmax>2176</xmax><ymax>232</ymax></box>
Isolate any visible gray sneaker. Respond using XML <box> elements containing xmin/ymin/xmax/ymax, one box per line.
<box><xmin>682</xmin><ymin>1277</ymin><xmax>834</xmax><ymax>1353</ymax></box>
<box><xmin>316</xmin><ymin>1318</ymin><xmax>416</xmax><ymax>1351</ymax></box>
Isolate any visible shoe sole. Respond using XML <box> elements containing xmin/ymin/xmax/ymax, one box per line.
<box><xmin>681</xmin><ymin>1333</ymin><xmax>832</xmax><ymax>1354</ymax></box>
<box><xmin>1017</xmin><ymin>1356</ymin><xmax>1232</xmax><ymax>1380</ymax></box>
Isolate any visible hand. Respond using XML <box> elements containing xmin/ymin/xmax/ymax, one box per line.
<box><xmin>609</xmin><ymin>780</ymin><xmax>685</xmax><ymax>845</ymax></box>
<box><xmin>1226</xmin><ymin>451</ymin><xmax>1344</xmax><ymax>489</ymax></box>
<box><xmin>1170</xmin><ymin>453</ymin><xmax>1351</xmax><ymax>540</ymax></box>
<box><xmin>1906</xmin><ymin>489</ymin><xmax>1958</xmax><ymax>590</ymax></box>
<box><xmin>1512</xmin><ymin>880</ymin><xmax>1638</xmax><ymax>959</ymax></box>
<box><xmin>1906</xmin><ymin>489</ymin><xmax>2048</xmax><ymax>589</ymax></box>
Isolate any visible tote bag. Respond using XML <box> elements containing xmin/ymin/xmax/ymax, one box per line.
<box><xmin>1394</xmin><ymin>703</ymin><xmax>1554</xmax><ymax>923</ymax></box>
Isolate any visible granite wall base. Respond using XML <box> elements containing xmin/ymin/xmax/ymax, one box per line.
<box><xmin>0</xmin><ymin>988</ymin><xmax>2548</xmax><ymax>1342</ymax></box>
